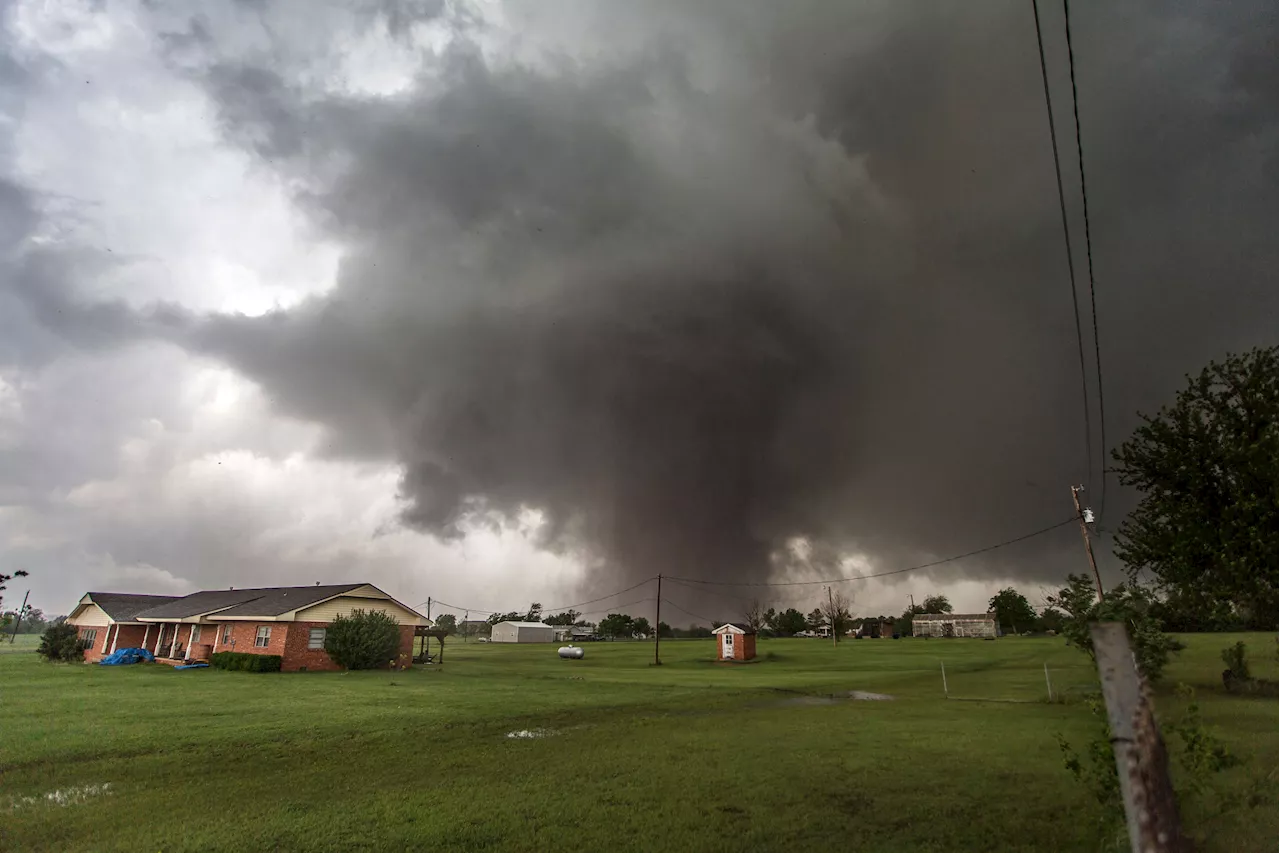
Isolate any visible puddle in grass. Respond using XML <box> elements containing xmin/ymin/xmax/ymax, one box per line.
<box><xmin>6</xmin><ymin>783</ymin><xmax>112</xmax><ymax>811</ymax></box>
<box><xmin>506</xmin><ymin>729</ymin><xmax>556</xmax><ymax>739</ymax></box>
<box><xmin>769</xmin><ymin>690</ymin><xmax>894</xmax><ymax>708</ymax></box>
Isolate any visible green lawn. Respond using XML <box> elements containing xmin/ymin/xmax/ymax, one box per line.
<box><xmin>1</xmin><ymin>634</ymin><xmax>1274</xmax><ymax>852</ymax></box>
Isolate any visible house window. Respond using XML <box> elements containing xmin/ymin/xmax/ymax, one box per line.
<box><xmin>724</xmin><ymin>633</ymin><xmax>734</xmax><ymax>647</ymax></box>
<box><xmin>308</xmin><ymin>628</ymin><xmax>326</xmax><ymax>650</ymax></box>
<box><xmin>222</xmin><ymin>625</ymin><xmax>234</xmax><ymax>643</ymax></box>
<box><xmin>190</xmin><ymin>625</ymin><xmax>201</xmax><ymax>643</ymax></box>
<box><xmin>82</xmin><ymin>628</ymin><xmax>98</xmax><ymax>647</ymax></box>
<box><xmin>254</xmin><ymin>626</ymin><xmax>271</xmax><ymax>647</ymax></box>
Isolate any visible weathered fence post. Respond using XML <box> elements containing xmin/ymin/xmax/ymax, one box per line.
<box><xmin>1090</xmin><ymin>622</ymin><xmax>1189</xmax><ymax>853</ymax></box>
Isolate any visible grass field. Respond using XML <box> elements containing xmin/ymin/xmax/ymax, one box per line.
<box><xmin>1</xmin><ymin>634</ymin><xmax>1274</xmax><ymax>852</ymax></box>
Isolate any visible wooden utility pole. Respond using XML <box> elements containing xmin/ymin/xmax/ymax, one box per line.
<box><xmin>654</xmin><ymin>574</ymin><xmax>662</xmax><ymax>666</ymax></box>
<box><xmin>426</xmin><ymin>597</ymin><xmax>432</xmax><ymax>622</ymax></box>
<box><xmin>1090</xmin><ymin>622</ymin><xmax>1188</xmax><ymax>853</ymax></box>
<box><xmin>827</xmin><ymin>586</ymin><xmax>837</xmax><ymax>648</ymax></box>
<box><xmin>1071</xmin><ymin>485</ymin><xmax>1104</xmax><ymax>601</ymax></box>
<box><xmin>8</xmin><ymin>590</ymin><xmax>29</xmax><ymax>643</ymax></box>
<box><xmin>463</xmin><ymin>610</ymin><xmax>469</xmax><ymax>643</ymax></box>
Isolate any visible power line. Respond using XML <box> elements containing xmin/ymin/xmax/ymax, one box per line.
<box><xmin>1062</xmin><ymin>0</ymin><xmax>1108</xmax><ymax>521</ymax></box>
<box><xmin>414</xmin><ymin>576</ymin><xmax>657</xmax><ymax>621</ymax></box>
<box><xmin>666</xmin><ymin>517</ymin><xmax>1078</xmax><ymax>587</ymax></box>
<box><xmin>658</xmin><ymin>597</ymin><xmax>722</xmax><ymax>626</ymax></box>
<box><xmin>1031</xmin><ymin>0</ymin><xmax>1094</xmax><ymax>497</ymax></box>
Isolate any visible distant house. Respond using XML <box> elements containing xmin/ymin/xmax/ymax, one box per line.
<box><xmin>712</xmin><ymin>623</ymin><xmax>757</xmax><ymax>661</ymax></box>
<box><xmin>553</xmin><ymin>626</ymin><xmax>597</xmax><ymax>642</ymax></box>
<box><xmin>912</xmin><ymin>612</ymin><xmax>997</xmax><ymax>639</ymax></box>
<box><xmin>490</xmin><ymin>621</ymin><xmax>556</xmax><ymax>643</ymax></box>
<box><xmin>67</xmin><ymin>583</ymin><xmax>431</xmax><ymax>670</ymax></box>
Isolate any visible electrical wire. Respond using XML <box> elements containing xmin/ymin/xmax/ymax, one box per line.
<box><xmin>658</xmin><ymin>597</ymin><xmax>723</xmax><ymax>626</ymax></box>
<box><xmin>1031</xmin><ymin>0</ymin><xmax>1094</xmax><ymax>497</ymax></box>
<box><xmin>665</xmin><ymin>517</ymin><xmax>1078</xmax><ymax>587</ymax></box>
<box><xmin>413</xmin><ymin>576</ymin><xmax>657</xmax><ymax>621</ymax></box>
<box><xmin>1062</xmin><ymin>0</ymin><xmax>1108</xmax><ymax>520</ymax></box>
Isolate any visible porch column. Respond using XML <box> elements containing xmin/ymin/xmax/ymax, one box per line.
<box><xmin>211</xmin><ymin>625</ymin><xmax>220</xmax><ymax>653</ymax></box>
<box><xmin>110</xmin><ymin>626</ymin><xmax>121</xmax><ymax>653</ymax></box>
<box><xmin>170</xmin><ymin>623</ymin><xmax>181</xmax><ymax>658</ymax></box>
<box><xmin>101</xmin><ymin>625</ymin><xmax>112</xmax><ymax>653</ymax></box>
<box><xmin>142</xmin><ymin>624</ymin><xmax>151</xmax><ymax>651</ymax></box>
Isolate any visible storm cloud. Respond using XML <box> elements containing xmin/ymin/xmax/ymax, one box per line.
<box><xmin>2</xmin><ymin>0</ymin><xmax>1275</xmax><ymax>614</ymax></box>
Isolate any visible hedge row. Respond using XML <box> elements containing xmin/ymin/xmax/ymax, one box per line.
<box><xmin>209</xmin><ymin>651</ymin><xmax>283</xmax><ymax>672</ymax></box>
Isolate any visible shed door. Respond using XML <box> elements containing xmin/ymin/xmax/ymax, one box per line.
<box><xmin>721</xmin><ymin>633</ymin><xmax>734</xmax><ymax>658</ymax></box>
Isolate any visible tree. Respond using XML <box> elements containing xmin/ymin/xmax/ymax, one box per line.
<box><xmin>543</xmin><ymin>610</ymin><xmax>581</xmax><ymax>626</ymax></box>
<box><xmin>37</xmin><ymin>622</ymin><xmax>84</xmax><ymax>662</ymax></box>
<box><xmin>657</xmin><ymin>621</ymin><xmax>673</xmax><ymax>638</ymax></box>
<box><xmin>921</xmin><ymin>594</ymin><xmax>952</xmax><ymax>614</ymax></box>
<box><xmin>988</xmin><ymin>588</ymin><xmax>1038</xmax><ymax>634</ymax></box>
<box><xmin>631</xmin><ymin>617</ymin><xmax>651</xmax><ymax>637</ymax></box>
<box><xmin>524</xmin><ymin>603</ymin><xmax>543</xmax><ymax>622</ymax></box>
<box><xmin>1037</xmin><ymin>607</ymin><xmax>1067</xmax><ymax>634</ymax></box>
<box><xmin>487</xmin><ymin>611</ymin><xmax>525</xmax><ymax>626</ymax></box>
<box><xmin>0</xmin><ymin>569</ymin><xmax>28</xmax><ymax>627</ymax></box>
<box><xmin>434</xmin><ymin>613</ymin><xmax>457</xmax><ymax>634</ymax></box>
<box><xmin>819</xmin><ymin>590</ymin><xmax>853</xmax><ymax>641</ymax></box>
<box><xmin>323</xmin><ymin>609</ymin><xmax>402</xmax><ymax>670</ymax></box>
<box><xmin>597</xmin><ymin>613</ymin><xmax>635</xmax><ymax>639</ymax></box>
<box><xmin>1111</xmin><ymin>346</ymin><xmax>1278</xmax><ymax>629</ymax></box>
<box><xmin>744</xmin><ymin>599</ymin><xmax>767</xmax><ymax>634</ymax></box>
<box><xmin>1046</xmin><ymin>574</ymin><xmax>1184</xmax><ymax>682</ymax></box>
<box><xmin>806</xmin><ymin>608</ymin><xmax>825</xmax><ymax>631</ymax></box>
<box><xmin>773</xmin><ymin>608</ymin><xmax>808</xmax><ymax>636</ymax></box>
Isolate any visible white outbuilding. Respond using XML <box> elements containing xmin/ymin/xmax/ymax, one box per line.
<box><xmin>489</xmin><ymin>621</ymin><xmax>556</xmax><ymax>643</ymax></box>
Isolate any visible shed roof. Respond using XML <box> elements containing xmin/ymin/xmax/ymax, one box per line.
<box><xmin>712</xmin><ymin>622</ymin><xmax>756</xmax><ymax>635</ymax></box>
<box><xmin>134</xmin><ymin>584</ymin><xmax>364</xmax><ymax>619</ymax></box>
<box><xmin>84</xmin><ymin>593</ymin><xmax>182</xmax><ymax>623</ymax></box>
<box><xmin>912</xmin><ymin>613</ymin><xmax>995</xmax><ymax>621</ymax></box>
<box><xmin>495</xmin><ymin>621</ymin><xmax>554</xmax><ymax>628</ymax></box>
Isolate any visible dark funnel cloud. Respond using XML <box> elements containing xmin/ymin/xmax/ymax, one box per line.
<box><xmin>148</xmin><ymin>0</ymin><xmax>1273</xmax><ymax>591</ymax></box>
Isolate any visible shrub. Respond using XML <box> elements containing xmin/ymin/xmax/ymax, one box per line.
<box><xmin>37</xmin><ymin>623</ymin><xmax>85</xmax><ymax>662</ymax></box>
<box><xmin>324</xmin><ymin>609</ymin><xmax>402</xmax><ymax>670</ymax></box>
<box><xmin>1047</xmin><ymin>574</ymin><xmax>1185</xmax><ymax>682</ymax></box>
<box><xmin>1220</xmin><ymin>641</ymin><xmax>1250</xmax><ymax>681</ymax></box>
<box><xmin>209</xmin><ymin>651</ymin><xmax>282</xmax><ymax>672</ymax></box>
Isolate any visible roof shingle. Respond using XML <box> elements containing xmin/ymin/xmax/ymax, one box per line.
<box><xmin>86</xmin><ymin>593</ymin><xmax>182</xmax><ymax>623</ymax></box>
<box><xmin>133</xmin><ymin>584</ymin><xmax>364</xmax><ymax>620</ymax></box>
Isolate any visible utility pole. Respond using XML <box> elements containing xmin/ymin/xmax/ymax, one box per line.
<box><xmin>8</xmin><ymin>590</ymin><xmax>29</xmax><ymax>644</ymax></box>
<box><xmin>909</xmin><ymin>593</ymin><xmax>915</xmax><ymax>612</ymax></box>
<box><xmin>654</xmin><ymin>574</ymin><xmax>662</xmax><ymax>666</ymax></box>
<box><xmin>1071</xmin><ymin>485</ymin><xmax>1105</xmax><ymax>601</ymax></box>
<box><xmin>463</xmin><ymin>610</ymin><xmax>469</xmax><ymax>643</ymax></box>
<box><xmin>426</xmin><ymin>597</ymin><xmax>432</xmax><ymax>622</ymax></box>
<box><xmin>1091</xmin><ymin>622</ymin><xmax>1187</xmax><ymax>852</ymax></box>
<box><xmin>827</xmin><ymin>586</ymin><xmax>837</xmax><ymax>648</ymax></box>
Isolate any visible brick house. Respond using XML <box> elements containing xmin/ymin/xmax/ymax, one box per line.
<box><xmin>68</xmin><ymin>583</ymin><xmax>431</xmax><ymax>671</ymax></box>
<box><xmin>712</xmin><ymin>623</ymin><xmax>757</xmax><ymax>661</ymax></box>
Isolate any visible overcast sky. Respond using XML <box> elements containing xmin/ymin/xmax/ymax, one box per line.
<box><xmin>1</xmin><ymin>0</ymin><xmax>1274</xmax><ymax>624</ymax></box>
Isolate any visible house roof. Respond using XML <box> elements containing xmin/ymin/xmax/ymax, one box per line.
<box><xmin>85</xmin><ymin>593</ymin><xmax>182</xmax><ymax>623</ymax></box>
<box><xmin>495</xmin><ymin>621</ymin><xmax>554</xmax><ymax>628</ymax></box>
<box><xmin>912</xmin><ymin>612</ymin><xmax>995</xmax><ymax>621</ymax></box>
<box><xmin>712</xmin><ymin>622</ymin><xmax>756</xmax><ymax>634</ymax></box>
<box><xmin>134</xmin><ymin>584</ymin><xmax>364</xmax><ymax>620</ymax></box>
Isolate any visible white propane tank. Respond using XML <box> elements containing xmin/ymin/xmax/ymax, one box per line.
<box><xmin>558</xmin><ymin>645</ymin><xmax>585</xmax><ymax>660</ymax></box>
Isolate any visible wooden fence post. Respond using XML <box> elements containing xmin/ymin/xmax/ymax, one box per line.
<box><xmin>1089</xmin><ymin>622</ymin><xmax>1189</xmax><ymax>853</ymax></box>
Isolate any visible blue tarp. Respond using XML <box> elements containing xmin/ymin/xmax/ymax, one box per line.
<box><xmin>174</xmin><ymin>663</ymin><xmax>209</xmax><ymax>670</ymax></box>
<box><xmin>99</xmin><ymin>647</ymin><xmax>156</xmax><ymax>666</ymax></box>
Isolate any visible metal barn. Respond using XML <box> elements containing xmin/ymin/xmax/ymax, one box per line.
<box><xmin>912</xmin><ymin>612</ymin><xmax>998</xmax><ymax>638</ymax></box>
<box><xmin>490</xmin><ymin>621</ymin><xmax>556</xmax><ymax>643</ymax></box>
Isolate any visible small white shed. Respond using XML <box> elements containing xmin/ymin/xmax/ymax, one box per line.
<box><xmin>490</xmin><ymin>621</ymin><xmax>556</xmax><ymax>643</ymax></box>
